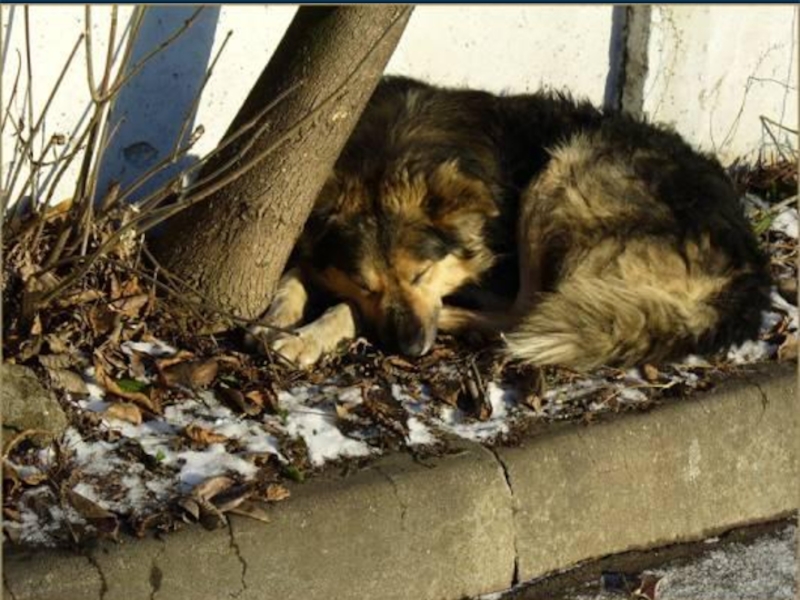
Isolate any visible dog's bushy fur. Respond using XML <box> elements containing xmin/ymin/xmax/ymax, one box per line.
<box><xmin>260</xmin><ymin>76</ymin><xmax>771</xmax><ymax>370</ymax></box>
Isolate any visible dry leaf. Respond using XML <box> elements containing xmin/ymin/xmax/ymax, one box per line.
<box><xmin>38</xmin><ymin>353</ymin><xmax>74</xmax><ymax>370</ymax></box>
<box><xmin>156</xmin><ymin>350</ymin><xmax>197</xmax><ymax>370</ymax></box>
<box><xmin>428</xmin><ymin>377</ymin><xmax>462</xmax><ymax>407</ymax></box>
<box><xmin>109</xmin><ymin>293</ymin><xmax>149</xmax><ymax>318</ymax></box>
<box><xmin>161</xmin><ymin>358</ymin><xmax>218</xmax><ymax>389</ymax></box>
<box><xmin>642</xmin><ymin>364</ymin><xmax>660</xmax><ymax>382</ymax></box>
<box><xmin>228</xmin><ymin>500</ymin><xmax>271</xmax><ymax>524</ymax></box>
<box><xmin>0</xmin><ymin>460</ymin><xmax>46</xmax><ymax>496</ymax></box>
<box><xmin>184</xmin><ymin>424</ymin><xmax>228</xmax><ymax>446</ymax></box>
<box><xmin>181</xmin><ymin>475</ymin><xmax>242</xmax><ymax>529</ymax></box>
<box><xmin>65</xmin><ymin>489</ymin><xmax>120</xmax><ymax>541</ymax></box>
<box><xmin>56</xmin><ymin>289</ymin><xmax>103</xmax><ymax>308</ymax></box>
<box><xmin>94</xmin><ymin>359</ymin><xmax>159</xmax><ymax>413</ymax></box>
<box><xmin>264</xmin><ymin>484</ymin><xmax>290</xmax><ymax>502</ymax></box>
<box><xmin>778</xmin><ymin>335</ymin><xmax>798</xmax><ymax>362</ymax></box>
<box><xmin>217</xmin><ymin>386</ymin><xmax>261</xmax><ymax>416</ymax></box>
<box><xmin>88</xmin><ymin>304</ymin><xmax>118</xmax><ymax>337</ymax></box>
<box><xmin>44</xmin><ymin>332</ymin><xmax>73</xmax><ymax>354</ymax></box>
<box><xmin>45</xmin><ymin>367</ymin><xmax>89</xmax><ymax>395</ymax></box>
<box><xmin>245</xmin><ymin>388</ymin><xmax>278</xmax><ymax>413</ymax></box>
<box><xmin>633</xmin><ymin>573</ymin><xmax>662</xmax><ymax>600</ymax></box>
<box><xmin>103</xmin><ymin>403</ymin><xmax>143</xmax><ymax>425</ymax></box>
<box><xmin>118</xmin><ymin>277</ymin><xmax>142</xmax><ymax>298</ymax></box>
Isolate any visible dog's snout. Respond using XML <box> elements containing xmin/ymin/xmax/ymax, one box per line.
<box><xmin>382</xmin><ymin>306</ymin><xmax>433</xmax><ymax>357</ymax></box>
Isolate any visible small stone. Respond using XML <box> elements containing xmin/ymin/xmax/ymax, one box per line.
<box><xmin>1</xmin><ymin>364</ymin><xmax>68</xmax><ymax>447</ymax></box>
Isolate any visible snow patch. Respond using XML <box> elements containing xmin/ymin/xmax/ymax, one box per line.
<box><xmin>280</xmin><ymin>388</ymin><xmax>375</xmax><ymax>467</ymax></box>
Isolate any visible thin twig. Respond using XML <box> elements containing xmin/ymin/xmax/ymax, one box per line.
<box><xmin>23</xmin><ymin>7</ymin><xmax>35</xmax><ymax>204</ymax></box>
<box><xmin>5</xmin><ymin>34</ymin><xmax>84</xmax><ymax>214</ymax></box>
<box><xmin>172</xmin><ymin>29</ymin><xmax>232</xmax><ymax>161</ymax></box>
<box><xmin>83</xmin><ymin>6</ymin><xmax>100</xmax><ymax>103</ymax></box>
<box><xmin>0</xmin><ymin>47</ymin><xmax>22</xmax><ymax>143</ymax></box>
<box><xmin>140</xmin><ymin>245</ymin><xmax>293</xmax><ymax>332</ymax></box>
<box><xmin>104</xmin><ymin>7</ymin><xmax>204</xmax><ymax>101</ymax></box>
<box><xmin>760</xmin><ymin>116</ymin><xmax>792</xmax><ymax>163</ymax></box>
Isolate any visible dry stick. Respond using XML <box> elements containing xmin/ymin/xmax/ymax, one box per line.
<box><xmin>80</xmin><ymin>56</ymin><xmax>122</xmax><ymax>258</ymax></box>
<box><xmin>171</xmin><ymin>29</ymin><xmax>232</xmax><ymax>162</ymax></box>
<box><xmin>4</xmin><ymin>34</ymin><xmax>84</xmax><ymax>215</ymax></box>
<box><xmin>103</xmin><ymin>256</ymin><xmax>208</xmax><ymax>323</ymax></box>
<box><xmin>83</xmin><ymin>5</ymin><xmax>118</xmax><ymax>105</ymax></box>
<box><xmin>71</xmin><ymin>8</ymin><xmax>201</xmax><ymax>256</ymax></box>
<box><xmin>142</xmin><ymin>81</ymin><xmax>303</xmax><ymax>213</ymax></box>
<box><xmin>0</xmin><ymin>49</ymin><xmax>22</xmax><ymax>141</ymax></box>
<box><xmin>86</xmin><ymin>25</ymin><xmax>234</xmax><ymax>222</ymax></box>
<box><xmin>0</xmin><ymin>50</ymin><xmax>22</xmax><ymax>217</ymax></box>
<box><xmin>759</xmin><ymin>115</ymin><xmax>799</xmax><ymax>136</ymax></box>
<box><xmin>35</xmin><ymin>8</ymin><xmax>410</xmax><ymax>306</ymax></box>
<box><xmin>139</xmin><ymin>245</ymin><xmax>294</xmax><ymax>332</ymax></box>
<box><xmin>759</xmin><ymin>115</ymin><xmax>799</xmax><ymax>165</ymax></box>
<box><xmin>103</xmin><ymin>7</ymin><xmax>204</xmax><ymax>102</ymax></box>
<box><xmin>40</xmin><ymin>106</ymin><xmax>109</xmax><ymax>269</ymax></box>
<box><xmin>0</xmin><ymin>7</ymin><xmax>4</xmax><ymax>219</ymax></box>
<box><xmin>22</xmin><ymin>7</ymin><xmax>36</xmax><ymax>207</ymax></box>
<box><xmin>14</xmin><ymin>134</ymin><xmax>57</xmax><ymax>205</ymax></box>
<box><xmin>112</xmin><ymin>81</ymin><xmax>302</xmax><ymax>222</ymax></box>
<box><xmin>30</xmin><ymin>113</ymin><xmax>100</xmax><ymax>250</ymax></box>
<box><xmin>81</xmin><ymin>5</ymin><xmax>119</xmax><ymax>226</ymax></box>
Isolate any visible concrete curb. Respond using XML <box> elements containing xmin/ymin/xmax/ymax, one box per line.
<box><xmin>3</xmin><ymin>363</ymin><xmax>796</xmax><ymax>600</ymax></box>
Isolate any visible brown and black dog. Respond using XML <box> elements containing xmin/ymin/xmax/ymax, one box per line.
<box><xmin>250</xmin><ymin>76</ymin><xmax>771</xmax><ymax>371</ymax></box>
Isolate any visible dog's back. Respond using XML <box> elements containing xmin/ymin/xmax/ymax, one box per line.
<box><xmin>504</xmin><ymin>112</ymin><xmax>772</xmax><ymax>369</ymax></box>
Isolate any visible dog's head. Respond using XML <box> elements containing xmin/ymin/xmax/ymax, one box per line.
<box><xmin>301</xmin><ymin>161</ymin><xmax>500</xmax><ymax>357</ymax></box>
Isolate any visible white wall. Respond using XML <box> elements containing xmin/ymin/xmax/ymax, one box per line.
<box><xmin>644</xmin><ymin>5</ymin><xmax>798</xmax><ymax>163</ymax></box>
<box><xmin>1</xmin><ymin>5</ymin><xmax>797</xmax><ymax>209</ymax></box>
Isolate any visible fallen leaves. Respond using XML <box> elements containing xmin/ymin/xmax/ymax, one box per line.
<box><xmin>103</xmin><ymin>402</ymin><xmax>143</xmax><ymax>425</ymax></box>
<box><xmin>94</xmin><ymin>359</ymin><xmax>160</xmax><ymax>414</ymax></box>
<box><xmin>777</xmin><ymin>334</ymin><xmax>797</xmax><ymax>362</ymax></box>
<box><xmin>159</xmin><ymin>358</ymin><xmax>218</xmax><ymax>389</ymax></box>
<box><xmin>184</xmin><ymin>424</ymin><xmax>228</xmax><ymax>447</ymax></box>
<box><xmin>178</xmin><ymin>476</ymin><xmax>257</xmax><ymax>530</ymax></box>
<box><xmin>65</xmin><ymin>489</ymin><xmax>120</xmax><ymax>541</ymax></box>
<box><xmin>264</xmin><ymin>483</ymin><xmax>290</xmax><ymax>502</ymax></box>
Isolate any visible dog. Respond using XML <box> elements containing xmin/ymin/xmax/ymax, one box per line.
<box><xmin>250</xmin><ymin>76</ymin><xmax>772</xmax><ymax>371</ymax></box>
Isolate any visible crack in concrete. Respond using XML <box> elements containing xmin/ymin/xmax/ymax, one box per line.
<box><xmin>3</xmin><ymin>573</ymin><xmax>19</xmax><ymax>600</ymax></box>
<box><xmin>148</xmin><ymin>538</ymin><xmax>166</xmax><ymax>600</ymax></box>
<box><xmin>742</xmin><ymin>375</ymin><xmax>771</xmax><ymax>426</ymax></box>
<box><xmin>85</xmin><ymin>552</ymin><xmax>109</xmax><ymax>600</ymax></box>
<box><xmin>149</xmin><ymin>563</ymin><xmax>163</xmax><ymax>600</ymax></box>
<box><xmin>376</xmin><ymin>467</ymin><xmax>408</xmax><ymax>531</ymax></box>
<box><xmin>487</xmin><ymin>447</ymin><xmax>520</xmax><ymax>587</ymax></box>
<box><xmin>227</xmin><ymin>519</ymin><xmax>249</xmax><ymax>598</ymax></box>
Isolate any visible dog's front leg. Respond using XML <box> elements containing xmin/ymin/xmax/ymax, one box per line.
<box><xmin>270</xmin><ymin>302</ymin><xmax>359</xmax><ymax>367</ymax></box>
<box><xmin>247</xmin><ymin>268</ymin><xmax>310</xmax><ymax>344</ymax></box>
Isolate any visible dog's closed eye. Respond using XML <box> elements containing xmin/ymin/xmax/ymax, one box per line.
<box><xmin>352</xmin><ymin>275</ymin><xmax>378</xmax><ymax>295</ymax></box>
<box><xmin>411</xmin><ymin>264</ymin><xmax>433</xmax><ymax>285</ymax></box>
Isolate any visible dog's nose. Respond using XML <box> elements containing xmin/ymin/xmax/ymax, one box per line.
<box><xmin>383</xmin><ymin>307</ymin><xmax>432</xmax><ymax>357</ymax></box>
<box><xmin>398</xmin><ymin>328</ymin><xmax>429</xmax><ymax>357</ymax></box>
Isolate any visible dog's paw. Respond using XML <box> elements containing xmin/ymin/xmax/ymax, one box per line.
<box><xmin>244</xmin><ymin>323</ymin><xmax>283</xmax><ymax>354</ymax></box>
<box><xmin>266</xmin><ymin>303</ymin><xmax>358</xmax><ymax>368</ymax></box>
<box><xmin>270</xmin><ymin>331</ymin><xmax>325</xmax><ymax>367</ymax></box>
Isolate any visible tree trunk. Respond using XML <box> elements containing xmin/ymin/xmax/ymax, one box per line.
<box><xmin>152</xmin><ymin>6</ymin><xmax>413</xmax><ymax>318</ymax></box>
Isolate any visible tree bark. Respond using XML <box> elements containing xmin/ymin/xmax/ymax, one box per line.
<box><xmin>152</xmin><ymin>6</ymin><xmax>413</xmax><ymax>318</ymax></box>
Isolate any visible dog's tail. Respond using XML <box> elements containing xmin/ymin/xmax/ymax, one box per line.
<box><xmin>503</xmin><ymin>260</ymin><xmax>769</xmax><ymax>372</ymax></box>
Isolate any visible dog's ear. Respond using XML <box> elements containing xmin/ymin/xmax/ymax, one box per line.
<box><xmin>425</xmin><ymin>160</ymin><xmax>500</xmax><ymax>225</ymax></box>
<box><xmin>313</xmin><ymin>172</ymin><xmax>368</xmax><ymax>219</ymax></box>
